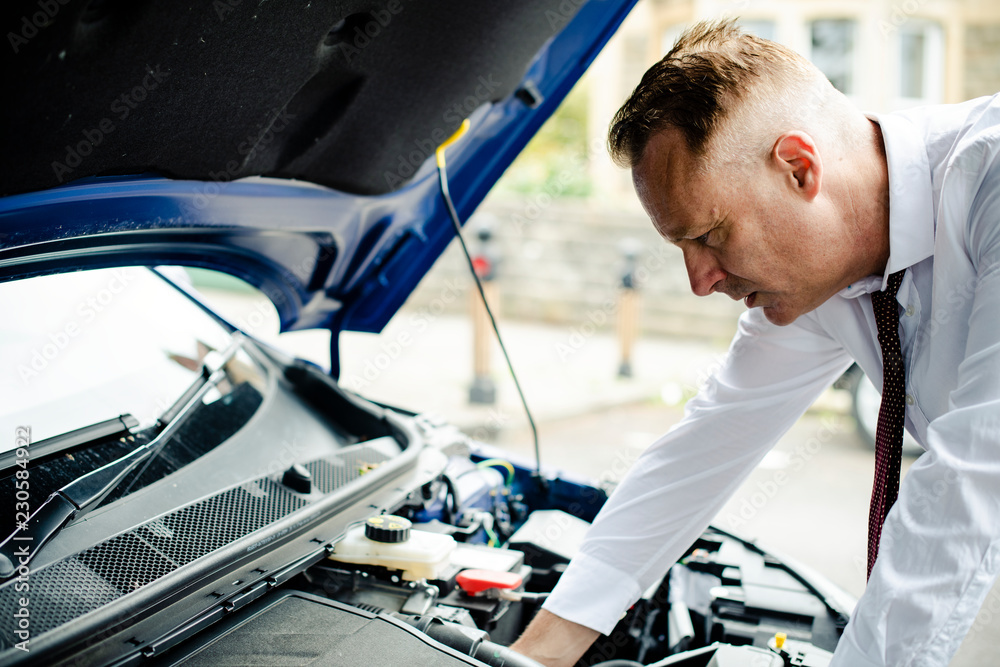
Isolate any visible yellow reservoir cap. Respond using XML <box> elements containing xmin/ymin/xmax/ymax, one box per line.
<box><xmin>774</xmin><ymin>632</ymin><xmax>787</xmax><ymax>649</ymax></box>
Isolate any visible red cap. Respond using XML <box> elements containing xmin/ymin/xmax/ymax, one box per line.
<box><xmin>456</xmin><ymin>569</ymin><xmax>523</xmax><ymax>595</ymax></box>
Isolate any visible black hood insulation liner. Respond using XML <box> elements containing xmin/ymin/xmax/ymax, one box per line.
<box><xmin>0</xmin><ymin>1</ymin><xmax>581</xmax><ymax>197</ymax></box>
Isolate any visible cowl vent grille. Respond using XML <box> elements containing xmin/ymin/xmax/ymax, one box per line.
<box><xmin>0</xmin><ymin>445</ymin><xmax>390</xmax><ymax>644</ymax></box>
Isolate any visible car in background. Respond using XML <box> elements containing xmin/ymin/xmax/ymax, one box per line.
<box><xmin>0</xmin><ymin>3</ymin><xmax>849</xmax><ymax>665</ymax></box>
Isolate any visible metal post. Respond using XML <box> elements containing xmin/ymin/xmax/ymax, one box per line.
<box><xmin>617</xmin><ymin>238</ymin><xmax>641</xmax><ymax>378</ymax></box>
<box><xmin>469</xmin><ymin>221</ymin><xmax>498</xmax><ymax>404</ymax></box>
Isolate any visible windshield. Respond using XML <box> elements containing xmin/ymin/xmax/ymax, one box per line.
<box><xmin>0</xmin><ymin>267</ymin><xmax>259</xmax><ymax>451</ymax></box>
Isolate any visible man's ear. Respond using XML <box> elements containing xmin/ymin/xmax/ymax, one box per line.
<box><xmin>772</xmin><ymin>132</ymin><xmax>822</xmax><ymax>201</ymax></box>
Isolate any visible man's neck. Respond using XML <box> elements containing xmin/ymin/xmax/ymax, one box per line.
<box><xmin>840</xmin><ymin>118</ymin><xmax>891</xmax><ymax>280</ymax></box>
<box><xmin>867</xmin><ymin>119</ymin><xmax>892</xmax><ymax>277</ymax></box>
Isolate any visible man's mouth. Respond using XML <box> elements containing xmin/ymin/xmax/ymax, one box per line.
<box><xmin>744</xmin><ymin>292</ymin><xmax>757</xmax><ymax>308</ymax></box>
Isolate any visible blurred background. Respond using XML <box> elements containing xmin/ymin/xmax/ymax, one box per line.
<box><xmin>191</xmin><ymin>0</ymin><xmax>1000</xmax><ymax>601</ymax></box>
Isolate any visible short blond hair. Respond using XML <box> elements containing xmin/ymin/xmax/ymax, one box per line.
<box><xmin>608</xmin><ymin>19</ymin><xmax>846</xmax><ymax>171</ymax></box>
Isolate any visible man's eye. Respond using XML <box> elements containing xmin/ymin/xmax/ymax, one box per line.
<box><xmin>694</xmin><ymin>232</ymin><xmax>711</xmax><ymax>244</ymax></box>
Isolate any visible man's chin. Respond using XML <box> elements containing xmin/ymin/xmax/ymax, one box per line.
<box><xmin>740</xmin><ymin>291</ymin><xmax>819</xmax><ymax>325</ymax></box>
<box><xmin>758</xmin><ymin>301</ymin><xmax>800</xmax><ymax>327</ymax></box>
<box><xmin>758</xmin><ymin>297</ymin><xmax>825</xmax><ymax>326</ymax></box>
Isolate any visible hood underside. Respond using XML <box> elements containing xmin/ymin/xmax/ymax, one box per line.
<box><xmin>1</xmin><ymin>0</ymin><xmax>637</xmax><ymax>352</ymax></box>
<box><xmin>4</xmin><ymin>0</ymin><xmax>590</xmax><ymax>198</ymax></box>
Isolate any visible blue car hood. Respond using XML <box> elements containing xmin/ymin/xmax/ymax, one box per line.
<box><xmin>0</xmin><ymin>1</ymin><xmax>636</xmax><ymax>361</ymax></box>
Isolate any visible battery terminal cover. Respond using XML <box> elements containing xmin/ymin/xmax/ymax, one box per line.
<box><xmin>456</xmin><ymin>569</ymin><xmax>524</xmax><ymax>596</ymax></box>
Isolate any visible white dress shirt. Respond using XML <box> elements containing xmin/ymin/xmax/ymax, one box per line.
<box><xmin>543</xmin><ymin>94</ymin><xmax>1000</xmax><ymax>667</ymax></box>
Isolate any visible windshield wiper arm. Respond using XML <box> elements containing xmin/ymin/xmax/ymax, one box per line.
<box><xmin>0</xmin><ymin>333</ymin><xmax>245</xmax><ymax>579</ymax></box>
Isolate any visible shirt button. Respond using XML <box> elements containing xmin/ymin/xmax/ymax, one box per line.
<box><xmin>905</xmin><ymin>394</ymin><xmax>915</xmax><ymax>406</ymax></box>
<box><xmin>905</xmin><ymin>305</ymin><xmax>915</xmax><ymax>317</ymax></box>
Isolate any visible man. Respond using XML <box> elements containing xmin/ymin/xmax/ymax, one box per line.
<box><xmin>511</xmin><ymin>19</ymin><xmax>1000</xmax><ymax>667</ymax></box>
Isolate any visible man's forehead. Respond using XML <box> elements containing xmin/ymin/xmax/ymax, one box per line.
<box><xmin>635</xmin><ymin>127</ymin><xmax>691</xmax><ymax>176</ymax></box>
<box><xmin>632</xmin><ymin>130</ymin><xmax>706</xmax><ymax>241</ymax></box>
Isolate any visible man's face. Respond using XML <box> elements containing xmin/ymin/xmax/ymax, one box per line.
<box><xmin>632</xmin><ymin>128</ymin><xmax>854</xmax><ymax>326</ymax></box>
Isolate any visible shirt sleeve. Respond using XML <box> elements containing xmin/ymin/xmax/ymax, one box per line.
<box><xmin>542</xmin><ymin>306</ymin><xmax>853</xmax><ymax>635</ymax></box>
<box><xmin>832</xmin><ymin>147</ymin><xmax>1000</xmax><ymax>667</ymax></box>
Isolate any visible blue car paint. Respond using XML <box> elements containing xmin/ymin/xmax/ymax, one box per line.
<box><xmin>0</xmin><ymin>0</ymin><xmax>638</xmax><ymax>376</ymax></box>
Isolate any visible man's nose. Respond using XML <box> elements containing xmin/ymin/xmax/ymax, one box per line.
<box><xmin>683</xmin><ymin>245</ymin><xmax>727</xmax><ymax>296</ymax></box>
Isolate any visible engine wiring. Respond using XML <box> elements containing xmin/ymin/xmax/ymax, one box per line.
<box><xmin>475</xmin><ymin>458</ymin><xmax>516</xmax><ymax>487</ymax></box>
<box><xmin>477</xmin><ymin>510</ymin><xmax>501</xmax><ymax>547</ymax></box>
<box><xmin>434</xmin><ymin>120</ymin><xmax>542</xmax><ymax>478</ymax></box>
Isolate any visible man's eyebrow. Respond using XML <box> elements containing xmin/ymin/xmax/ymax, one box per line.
<box><xmin>650</xmin><ymin>215</ymin><xmax>684</xmax><ymax>243</ymax></box>
<box><xmin>656</xmin><ymin>226</ymin><xmax>680</xmax><ymax>244</ymax></box>
<box><xmin>659</xmin><ymin>224</ymin><xmax>694</xmax><ymax>245</ymax></box>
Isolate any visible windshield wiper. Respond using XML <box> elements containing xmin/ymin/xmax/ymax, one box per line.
<box><xmin>0</xmin><ymin>414</ymin><xmax>139</xmax><ymax>476</ymax></box>
<box><xmin>0</xmin><ymin>333</ymin><xmax>245</xmax><ymax>579</ymax></box>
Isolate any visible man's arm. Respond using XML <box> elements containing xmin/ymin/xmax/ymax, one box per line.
<box><xmin>510</xmin><ymin>609</ymin><xmax>600</xmax><ymax>667</ymax></box>
<box><xmin>521</xmin><ymin>307</ymin><xmax>853</xmax><ymax>641</ymax></box>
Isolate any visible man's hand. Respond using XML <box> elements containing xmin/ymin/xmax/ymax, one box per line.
<box><xmin>509</xmin><ymin>609</ymin><xmax>600</xmax><ymax>667</ymax></box>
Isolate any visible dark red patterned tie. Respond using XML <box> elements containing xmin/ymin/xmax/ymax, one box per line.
<box><xmin>867</xmin><ymin>270</ymin><xmax>906</xmax><ymax>580</ymax></box>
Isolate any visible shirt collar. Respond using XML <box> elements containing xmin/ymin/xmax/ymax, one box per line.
<box><xmin>838</xmin><ymin>111</ymin><xmax>935</xmax><ymax>299</ymax></box>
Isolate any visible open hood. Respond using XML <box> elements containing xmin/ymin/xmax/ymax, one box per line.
<box><xmin>0</xmin><ymin>0</ymin><xmax>636</xmax><ymax>355</ymax></box>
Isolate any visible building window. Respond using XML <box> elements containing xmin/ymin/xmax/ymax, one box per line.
<box><xmin>900</xmin><ymin>29</ymin><xmax>927</xmax><ymax>98</ymax></box>
<box><xmin>896</xmin><ymin>21</ymin><xmax>943</xmax><ymax>106</ymax></box>
<box><xmin>661</xmin><ymin>26</ymin><xmax>682</xmax><ymax>56</ymax></box>
<box><xmin>740</xmin><ymin>20</ymin><xmax>776</xmax><ymax>42</ymax></box>
<box><xmin>810</xmin><ymin>19</ymin><xmax>856</xmax><ymax>95</ymax></box>
<box><xmin>624</xmin><ymin>33</ymin><xmax>649</xmax><ymax>81</ymax></box>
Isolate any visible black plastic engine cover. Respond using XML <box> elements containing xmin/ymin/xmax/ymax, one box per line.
<box><xmin>159</xmin><ymin>590</ymin><xmax>490</xmax><ymax>666</ymax></box>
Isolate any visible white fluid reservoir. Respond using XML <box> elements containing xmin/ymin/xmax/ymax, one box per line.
<box><xmin>329</xmin><ymin>515</ymin><xmax>456</xmax><ymax>581</ymax></box>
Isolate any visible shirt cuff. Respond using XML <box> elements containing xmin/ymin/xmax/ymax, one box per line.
<box><xmin>541</xmin><ymin>551</ymin><xmax>644</xmax><ymax>636</ymax></box>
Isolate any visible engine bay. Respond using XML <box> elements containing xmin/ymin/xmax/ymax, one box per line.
<box><xmin>159</xmin><ymin>443</ymin><xmax>846</xmax><ymax>667</ymax></box>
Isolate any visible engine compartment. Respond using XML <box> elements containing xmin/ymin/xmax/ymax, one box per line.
<box><xmin>161</xmin><ymin>447</ymin><xmax>845</xmax><ymax>667</ymax></box>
